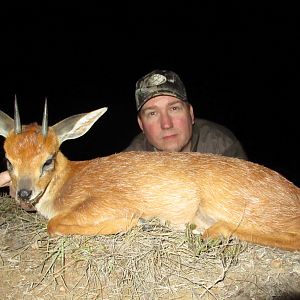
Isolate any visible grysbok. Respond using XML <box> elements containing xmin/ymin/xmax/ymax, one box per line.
<box><xmin>0</xmin><ymin>99</ymin><xmax>299</xmax><ymax>251</ymax></box>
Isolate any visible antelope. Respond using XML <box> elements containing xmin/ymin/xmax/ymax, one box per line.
<box><xmin>0</xmin><ymin>100</ymin><xmax>300</xmax><ymax>252</ymax></box>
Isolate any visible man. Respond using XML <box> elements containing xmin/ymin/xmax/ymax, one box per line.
<box><xmin>124</xmin><ymin>69</ymin><xmax>247</xmax><ymax>159</ymax></box>
<box><xmin>0</xmin><ymin>69</ymin><xmax>247</xmax><ymax>191</ymax></box>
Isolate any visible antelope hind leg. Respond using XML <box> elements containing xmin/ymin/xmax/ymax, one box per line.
<box><xmin>202</xmin><ymin>221</ymin><xmax>300</xmax><ymax>251</ymax></box>
<box><xmin>47</xmin><ymin>212</ymin><xmax>140</xmax><ymax>236</ymax></box>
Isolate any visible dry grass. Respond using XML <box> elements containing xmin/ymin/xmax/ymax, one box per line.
<box><xmin>1</xmin><ymin>194</ymin><xmax>300</xmax><ymax>300</ymax></box>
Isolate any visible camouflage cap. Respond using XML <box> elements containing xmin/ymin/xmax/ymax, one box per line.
<box><xmin>135</xmin><ymin>70</ymin><xmax>187</xmax><ymax>111</ymax></box>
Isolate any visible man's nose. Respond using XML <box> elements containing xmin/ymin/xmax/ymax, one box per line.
<box><xmin>160</xmin><ymin>113</ymin><xmax>173</xmax><ymax>129</ymax></box>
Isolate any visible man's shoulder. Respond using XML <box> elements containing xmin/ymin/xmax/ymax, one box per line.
<box><xmin>123</xmin><ymin>133</ymin><xmax>152</xmax><ymax>152</ymax></box>
<box><xmin>191</xmin><ymin>118</ymin><xmax>247</xmax><ymax>159</ymax></box>
<box><xmin>193</xmin><ymin>118</ymin><xmax>236</xmax><ymax>138</ymax></box>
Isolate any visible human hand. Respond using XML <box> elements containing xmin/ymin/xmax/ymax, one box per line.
<box><xmin>0</xmin><ymin>170</ymin><xmax>16</xmax><ymax>198</ymax></box>
<box><xmin>0</xmin><ymin>170</ymin><xmax>11</xmax><ymax>188</ymax></box>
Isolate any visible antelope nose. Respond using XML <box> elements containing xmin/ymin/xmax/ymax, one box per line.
<box><xmin>18</xmin><ymin>189</ymin><xmax>32</xmax><ymax>200</ymax></box>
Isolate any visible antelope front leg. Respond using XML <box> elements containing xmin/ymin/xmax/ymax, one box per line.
<box><xmin>202</xmin><ymin>221</ymin><xmax>236</xmax><ymax>239</ymax></box>
<box><xmin>47</xmin><ymin>212</ymin><xmax>140</xmax><ymax>236</ymax></box>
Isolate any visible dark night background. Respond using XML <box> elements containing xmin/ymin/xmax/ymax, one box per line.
<box><xmin>0</xmin><ymin>3</ymin><xmax>299</xmax><ymax>186</ymax></box>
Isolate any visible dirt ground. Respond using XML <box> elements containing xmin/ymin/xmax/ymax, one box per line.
<box><xmin>1</xmin><ymin>195</ymin><xmax>300</xmax><ymax>300</ymax></box>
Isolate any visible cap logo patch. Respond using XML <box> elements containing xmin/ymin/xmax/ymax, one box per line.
<box><xmin>147</xmin><ymin>74</ymin><xmax>167</xmax><ymax>87</ymax></box>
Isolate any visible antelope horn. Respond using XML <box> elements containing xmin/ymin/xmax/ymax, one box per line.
<box><xmin>41</xmin><ymin>98</ymin><xmax>48</xmax><ymax>137</ymax></box>
<box><xmin>14</xmin><ymin>95</ymin><xmax>22</xmax><ymax>134</ymax></box>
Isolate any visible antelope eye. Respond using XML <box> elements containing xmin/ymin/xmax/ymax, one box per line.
<box><xmin>6</xmin><ymin>158</ymin><xmax>13</xmax><ymax>171</ymax></box>
<box><xmin>44</xmin><ymin>158</ymin><xmax>53</xmax><ymax>167</ymax></box>
<box><xmin>42</xmin><ymin>157</ymin><xmax>55</xmax><ymax>172</ymax></box>
<box><xmin>41</xmin><ymin>156</ymin><xmax>55</xmax><ymax>176</ymax></box>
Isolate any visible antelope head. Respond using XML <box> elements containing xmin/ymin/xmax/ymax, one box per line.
<box><xmin>0</xmin><ymin>97</ymin><xmax>107</xmax><ymax>207</ymax></box>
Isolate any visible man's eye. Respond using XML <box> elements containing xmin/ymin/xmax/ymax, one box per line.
<box><xmin>171</xmin><ymin>106</ymin><xmax>180</xmax><ymax>111</ymax></box>
<box><xmin>147</xmin><ymin>111</ymin><xmax>156</xmax><ymax>117</ymax></box>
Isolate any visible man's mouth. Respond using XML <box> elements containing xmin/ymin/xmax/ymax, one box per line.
<box><xmin>162</xmin><ymin>134</ymin><xmax>177</xmax><ymax>140</ymax></box>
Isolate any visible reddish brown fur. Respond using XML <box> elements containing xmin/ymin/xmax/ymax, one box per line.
<box><xmin>3</xmin><ymin>123</ymin><xmax>300</xmax><ymax>251</ymax></box>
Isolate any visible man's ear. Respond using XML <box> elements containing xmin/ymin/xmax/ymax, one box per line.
<box><xmin>137</xmin><ymin>115</ymin><xmax>144</xmax><ymax>132</ymax></box>
<box><xmin>189</xmin><ymin>104</ymin><xmax>195</xmax><ymax>125</ymax></box>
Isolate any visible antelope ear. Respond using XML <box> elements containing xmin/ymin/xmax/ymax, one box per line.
<box><xmin>0</xmin><ymin>110</ymin><xmax>14</xmax><ymax>138</ymax></box>
<box><xmin>52</xmin><ymin>107</ymin><xmax>108</xmax><ymax>145</ymax></box>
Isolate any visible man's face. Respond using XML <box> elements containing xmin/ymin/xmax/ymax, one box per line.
<box><xmin>138</xmin><ymin>95</ymin><xmax>194</xmax><ymax>152</ymax></box>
